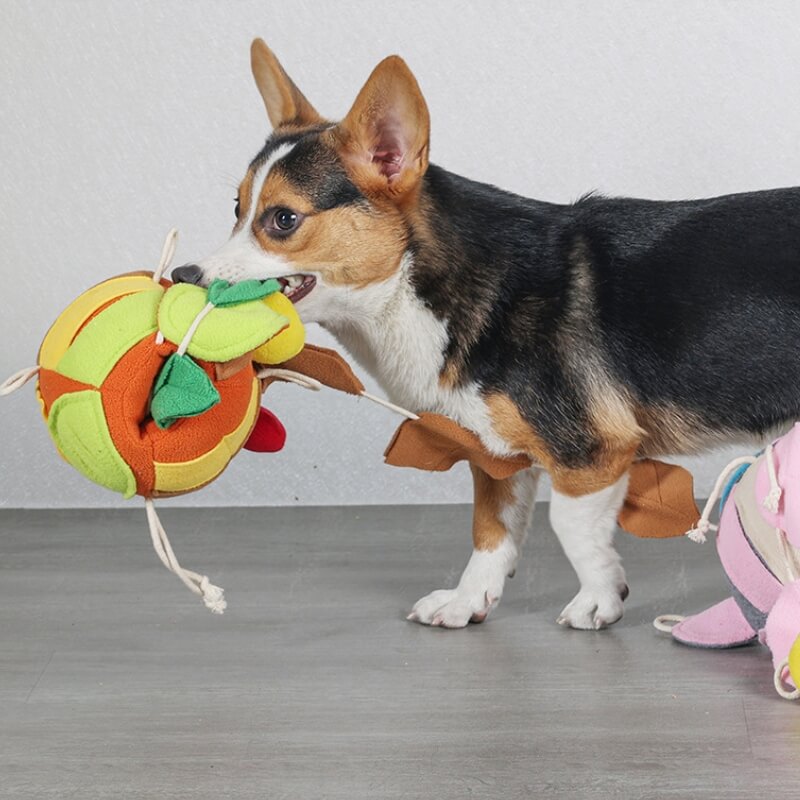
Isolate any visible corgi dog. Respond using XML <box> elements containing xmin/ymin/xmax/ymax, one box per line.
<box><xmin>175</xmin><ymin>39</ymin><xmax>800</xmax><ymax>630</ymax></box>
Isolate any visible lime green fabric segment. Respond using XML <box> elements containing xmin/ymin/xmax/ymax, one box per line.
<box><xmin>150</xmin><ymin>353</ymin><xmax>221</xmax><ymax>429</ymax></box>
<box><xmin>47</xmin><ymin>390</ymin><xmax>137</xmax><ymax>498</ymax></box>
<box><xmin>207</xmin><ymin>278</ymin><xmax>280</xmax><ymax>307</ymax></box>
<box><xmin>56</xmin><ymin>287</ymin><xmax>163</xmax><ymax>387</ymax></box>
<box><xmin>158</xmin><ymin>283</ymin><xmax>289</xmax><ymax>362</ymax></box>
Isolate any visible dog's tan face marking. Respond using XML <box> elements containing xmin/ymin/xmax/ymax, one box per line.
<box><xmin>224</xmin><ymin>41</ymin><xmax>431</xmax><ymax>296</ymax></box>
<box><xmin>239</xmin><ymin>148</ymin><xmax>409</xmax><ymax>289</ymax></box>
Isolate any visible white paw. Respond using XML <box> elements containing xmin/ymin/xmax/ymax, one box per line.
<box><xmin>408</xmin><ymin>539</ymin><xmax>517</xmax><ymax>628</ymax></box>
<box><xmin>557</xmin><ymin>584</ymin><xmax>628</xmax><ymax>630</ymax></box>
<box><xmin>408</xmin><ymin>586</ymin><xmax>499</xmax><ymax>628</ymax></box>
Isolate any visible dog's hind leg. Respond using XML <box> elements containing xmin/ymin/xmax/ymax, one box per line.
<box><xmin>408</xmin><ymin>466</ymin><xmax>541</xmax><ymax>628</ymax></box>
<box><xmin>549</xmin><ymin>471</ymin><xmax>630</xmax><ymax>630</ymax></box>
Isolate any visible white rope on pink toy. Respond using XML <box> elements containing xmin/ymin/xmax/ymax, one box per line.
<box><xmin>774</xmin><ymin>660</ymin><xmax>800</xmax><ymax>700</ymax></box>
<box><xmin>684</xmin><ymin>455</ymin><xmax>757</xmax><ymax>543</ymax></box>
<box><xmin>652</xmin><ymin>614</ymin><xmax>685</xmax><ymax>633</ymax></box>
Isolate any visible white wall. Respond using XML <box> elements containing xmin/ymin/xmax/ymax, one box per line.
<box><xmin>2</xmin><ymin>0</ymin><xmax>799</xmax><ymax>508</ymax></box>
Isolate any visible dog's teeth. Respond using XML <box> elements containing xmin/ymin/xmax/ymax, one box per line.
<box><xmin>287</xmin><ymin>275</ymin><xmax>303</xmax><ymax>288</ymax></box>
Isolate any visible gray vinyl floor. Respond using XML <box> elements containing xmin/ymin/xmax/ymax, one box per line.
<box><xmin>1</xmin><ymin>504</ymin><xmax>798</xmax><ymax>799</ymax></box>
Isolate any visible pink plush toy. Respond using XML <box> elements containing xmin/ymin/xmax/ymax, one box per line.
<box><xmin>656</xmin><ymin>424</ymin><xmax>800</xmax><ymax>700</ymax></box>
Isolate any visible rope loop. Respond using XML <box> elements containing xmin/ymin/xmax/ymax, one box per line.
<box><xmin>256</xmin><ymin>367</ymin><xmax>323</xmax><ymax>391</ymax></box>
<box><xmin>0</xmin><ymin>365</ymin><xmax>40</xmax><ymax>397</ymax></box>
<box><xmin>684</xmin><ymin>455</ymin><xmax>756</xmax><ymax>543</ymax></box>
<box><xmin>774</xmin><ymin>659</ymin><xmax>800</xmax><ymax>700</ymax></box>
<box><xmin>152</xmin><ymin>227</ymin><xmax>179</xmax><ymax>283</ymax></box>
<box><xmin>653</xmin><ymin>614</ymin><xmax>685</xmax><ymax>633</ymax></box>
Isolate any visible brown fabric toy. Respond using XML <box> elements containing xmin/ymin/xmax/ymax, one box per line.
<box><xmin>264</xmin><ymin>345</ymin><xmax>700</xmax><ymax>540</ymax></box>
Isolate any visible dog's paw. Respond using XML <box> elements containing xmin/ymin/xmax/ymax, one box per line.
<box><xmin>407</xmin><ymin>587</ymin><xmax>500</xmax><ymax>628</ymax></box>
<box><xmin>556</xmin><ymin>584</ymin><xmax>627</xmax><ymax>630</ymax></box>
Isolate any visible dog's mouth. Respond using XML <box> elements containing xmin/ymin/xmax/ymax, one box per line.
<box><xmin>276</xmin><ymin>274</ymin><xmax>316</xmax><ymax>304</ymax></box>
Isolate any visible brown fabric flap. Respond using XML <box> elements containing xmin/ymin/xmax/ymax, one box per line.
<box><xmin>618</xmin><ymin>458</ymin><xmax>700</xmax><ymax>538</ymax></box>
<box><xmin>384</xmin><ymin>412</ymin><xmax>533</xmax><ymax>480</ymax></box>
<box><xmin>261</xmin><ymin>343</ymin><xmax>365</xmax><ymax>394</ymax></box>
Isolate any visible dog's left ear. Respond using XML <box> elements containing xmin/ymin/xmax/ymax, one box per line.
<box><xmin>335</xmin><ymin>56</ymin><xmax>430</xmax><ymax>201</ymax></box>
<box><xmin>251</xmin><ymin>38</ymin><xmax>323</xmax><ymax>129</ymax></box>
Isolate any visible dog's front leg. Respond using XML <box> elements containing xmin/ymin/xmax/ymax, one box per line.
<box><xmin>408</xmin><ymin>466</ymin><xmax>540</xmax><ymax>628</ymax></box>
<box><xmin>549</xmin><ymin>472</ymin><xmax>630</xmax><ymax>630</ymax></box>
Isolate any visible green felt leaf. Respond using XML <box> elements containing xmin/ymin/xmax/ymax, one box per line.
<box><xmin>150</xmin><ymin>353</ymin><xmax>220</xmax><ymax>429</ymax></box>
<box><xmin>207</xmin><ymin>278</ymin><xmax>281</xmax><ymax>307</ymax></box>
<box><xmin>158</xmin><ymin>284</ymin><xmax>289</xmax><ymax>363</ymax></box>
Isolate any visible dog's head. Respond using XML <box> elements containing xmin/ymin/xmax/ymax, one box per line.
<box><xmin>177</xmin><ymin>39</ymin><xmax>430</xmax><ymax>325</ymax></box>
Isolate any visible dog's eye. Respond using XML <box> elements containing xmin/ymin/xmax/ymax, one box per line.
<box><xmin>274</xmin><ymin>208</ymin><xmax>298</xmax><ymax>231</ymax></box>
<box><xmin>264</xmin><ymin>207</ymin><xmax>304</xmax><ymax>237</ymax></box>
<box><xmin>234</xmin><ymin>196</ymin><xmax>241</xmax><ymax>219</ymax></box>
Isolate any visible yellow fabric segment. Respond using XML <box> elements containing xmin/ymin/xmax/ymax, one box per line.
<box><xmin>35</xmin><ymin>384</ymin><xmax>47</xmax><ymax>421</ymax></box>
<box><xmin>789</xmin><ymin>635</ymin><xmax>800</xmax><ymax>688</ymax></box>
<box><xmin>47</xmin><ymin>389</ymin><xmax>137</xmax><ymax>499</ymax></box>
<box><xmin>39</xmin><ymin>275</ymin><xmax>161</xmax><ymax>370</ymax></box>
<box><xmin>252</xmin><ymin>292</ymin><xmax>306</xmax><ymax>364</ymax></box>
<box><xmin>56</xmin><ymin>288</ymin><xmax>163</xmax><ymax>387</ymax></box>
<box><xmin>153</xmin><ymin>378</ymin><xmax>260</xmax><ymax>493</ymax></box>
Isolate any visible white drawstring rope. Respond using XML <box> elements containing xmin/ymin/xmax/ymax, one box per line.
<box><xmin>763</xmin><ymin>441</ymin><xmax>783</xmax><ymax>513</ymax></box>
<box><xmin>152</xmin><ymin>227</ymin><xmax>178</xmax><ymax>284</ymax></box>
<box><xmin>685</xmin><ymin>456</ymin><xmax>756</xmax><ymax>543</ymax></box>
<box><xmin>176</xmin><ymin>302</ymin><xmax>215</xmax><ymax>357</ymax></box>
<box><xmin>653</xmin><ymin>614</ymin><xmax>685</xmax><ymax>633</ymax></box>
<box><xmin>0</xmin><ymin>365</ymin><xmax>40</xmax><ymax>396</ymax></box>
<box><xmin>145</xmin><ymin>499</ymin><xmax>226</xmax><ymax>614</ymax></box>
<box><xmin>255</xmin><ymin>369</ymin><xmax>420</xmax><ymax>420</ymax></box>
<box><xmin>256</xmin><ymin>367</ymin><xmax>323</xmax><ymax>391</ymax></box>
<box><xmin>152</xmin><ymin>228</ymin><xmax>179</xmax><ymax>347</ymax></box>
<box><xmin>359</xmin><ymin>391</ymin><xmax>419</xmax><ymax>420</ymax></box>
<box><xmin>774</xmin><ymin>659</ymin><xmax>800</xmax><ymax>700</ymax></box>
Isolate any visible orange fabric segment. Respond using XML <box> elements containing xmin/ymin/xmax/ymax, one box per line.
<box><xmin>384</xmin><ymin>412</ymin><xmax>533</xmax><ymax>480</ymax></box>
<box><xmin>99</xmin><ymin>334</ymin><xmax>164</xmax><ymax>496</ymax></box>
<box><xmin>618</xmin><ymin>459</ymin><xmax>700</xmax><ymax>538</ymax></box>
<box><xmin>270</xmin><ymin>344</ymin><xmax>365</xmax><ymax>395</ymax></box>
<box><xmin>153</xmin><ymin>378</ymin><xmax>260</xmax><ymax>495</ymax></box>
<box><xmin>99</xmin><ymin>333</ymin><xmax>259</xmax><ymax>496</ymax></box>
<box><xmin>148</xmin><ymin>359</ymin><xmax>256</xmax><ymax>464</ymax></box>
<box><xmin>37</xmin><ymin>369</ymin><xmax>96</xmax><ymax>416</ymax></box>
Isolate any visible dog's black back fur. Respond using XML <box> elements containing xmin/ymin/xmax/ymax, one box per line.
<box><xmin>409</xmin><ymin>165</ymin><xmax>800</xmax><ymax>465</ymax></box>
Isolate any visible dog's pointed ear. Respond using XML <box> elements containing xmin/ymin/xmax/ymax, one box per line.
<box><xmin>335</xmin><ymin>56</ymin><xmax>430</xmax><ymax>201</ymax></box>
<box><xmin>250</xmin><ymin>38</ymin><xmax>323</xmax><ymax>129</ymax></box>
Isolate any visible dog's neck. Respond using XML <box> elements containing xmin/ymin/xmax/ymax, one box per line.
<box><xmin>320</xmin><ymin>253</ymin><xmax>454</xmax><ymax>414</ymax></box>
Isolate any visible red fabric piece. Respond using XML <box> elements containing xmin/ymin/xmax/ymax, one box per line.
<box><xmin>244</xmin><ymin>406</ymin><xmax>286</xmax><ymax>452</ymax></box>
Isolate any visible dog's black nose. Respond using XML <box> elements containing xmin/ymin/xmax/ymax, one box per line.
<box><xmin>171</xmin><ymin>264</ymin><xmax>204</xmax><ymax>285</ymax></box>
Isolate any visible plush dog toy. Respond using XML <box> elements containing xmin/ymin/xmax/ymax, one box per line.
<box><xmin>1</xmin><ymin>230</ymin><xmax>304</xmax><ymax>612</ymax></box>
<box><xmin>655</xmin><ymin>425</ymin><xmax>800</xmax><ymax>700</ymax></box>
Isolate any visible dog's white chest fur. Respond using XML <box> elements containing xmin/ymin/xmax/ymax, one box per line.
<box><xmin>320</xmin><ymin>257</ymin><xmax>514</xmax><ymax>457</ymax></box>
